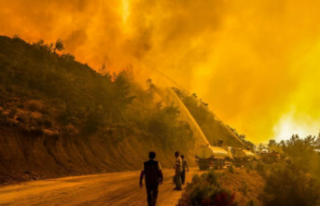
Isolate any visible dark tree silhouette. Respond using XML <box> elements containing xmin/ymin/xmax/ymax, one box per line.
<box><xmin>54</xmin><ymin>39</ymin><xmax>64</xmax><ymax>53</ymax></box>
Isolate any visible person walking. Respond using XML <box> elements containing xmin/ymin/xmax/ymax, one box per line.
<box><xmin>180</xmin><ymin>155</ymin><xmax>189</xmax><ymax>185</ymax></box>
<box><xmin>140</xmin><ymin>151</ymin><xmax>163</xmax><ymax>206</ymax></box>
<box><xmin>173</xmin><ymin>151</ymin><xmax>182</xmax><ymax>190</ymax></box>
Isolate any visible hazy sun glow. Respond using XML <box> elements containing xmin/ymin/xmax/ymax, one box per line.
<box><xmin>1</xmin><ymin>0</ymin><xmax>320</xmax><ymax>143</ymax></box>
<box><xmin>121</xmin><ymin>0</ymin><xmax>130</xmax><ymax>24</ymax></box>
<box><xmin>273</xmin><ymin>107</ymin><xmax>320</xmax><ymax>142</ymax></box>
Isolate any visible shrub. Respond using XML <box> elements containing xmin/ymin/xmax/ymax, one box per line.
<box><xmin>228</xmin><ymin>166</ymin><xmax>234</xmax><ymax>173</ymax></box>
<box><xmin>30</xmin><ymin>126</ymin><xmax>44</xmax><ymax>137</ymax></box>
<box><xmin>191</xmin><ymin>174</ymin><xmax>201</xmax><ymax>184</ymax></box>
<box><xmin>246</xmin><ymin>167</ymin><xmax>250</xmax><ymax>174</ymax></box>
<box><xmin>260</xmin><ymin>165</ymin><xmax>320</xmax><ymax>206</ymax></box>
<box><xmin>238</xmin><ymin>181</ymin><xmax>248</xmax><ymax>196</ymax></box>
<box><xmin>9</xmin><ymin>108</ymin><xmax>17</xmax><ymax>118</ymax></box>
<box><xmin>206</xmin><ymin>169</ymin><xmax>218</xmax><ymax>185</ymax></box>
<box><xmin>16</xmin><ymin>112</ymin><xmax>30</xmax><ymax>124</ymax></box>
<box><xmin>25</xmin><ymin>100</ymin><xmax>43</xmax><ymax>112</ymax></box>
<box><xmin>256</xmin><ymin>161</ymin><xmax>266</xmax><ymax>177</ymax></box>
<box><xmin>0</xmin><ymin>111</ymin><xmax>12</xmax><ymax>126</ymax></box>
<box><xmin>178</xmin><ymin>170</ymin><xmax>238</xmax><ymax>206</ymax></box>
<box><xmin>219</xmin><ymin>172</ymin><xmax>226</xmax><ymax>179</ymax></box>
<box><xmin>246</xmin><ymin>199</ymin><xmax>255</xmax><ymax>206</ymax></box>
<box><xmin>213</xmin><ymin>190</ymin><xmax>237</xmax><ymax>206</ymax></box>
<box><xmin>42</xmin><ymin>116</ymin><xmax>53</xmax><ymax>128</ymax></box>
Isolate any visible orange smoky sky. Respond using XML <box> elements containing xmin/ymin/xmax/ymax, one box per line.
<box><xmin>1</xmin><ymin>0</ymin><xmax>320</xmax><ymax>143</ymax></box>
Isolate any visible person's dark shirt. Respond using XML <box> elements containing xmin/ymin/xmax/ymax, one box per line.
<box><xmin>142</xmin><ymin>160</ymin><xmax>163</xmax><ymax>186</ymax></box>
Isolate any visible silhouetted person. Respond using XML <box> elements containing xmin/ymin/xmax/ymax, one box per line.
<box><xmin>173</xmin><ymin>151</ymin><xmax>182</xmax><ymax>190</ymax></box>
<box><xmin>180</xmin><ymin>155</ymin><xmax>189</xmax><ymax>185</ymax></box>
<box><xmin>140</xmin><ymin>151</ymin><xmax>163</xmax><ymax>206</ymax></box>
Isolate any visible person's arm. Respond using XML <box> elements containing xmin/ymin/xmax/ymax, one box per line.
<box><xmin>186</xmin><ymin>161</ymin><xmax>189</xmax><ymax>172</ymax></box>
<box><xmin>158</xmin><ymin>162</ymin><xmax>163</xmax><ymax>184</ymax></box>
<box><xmin>139</xmin><ymin>171</ymin><xmax>144</xmax><ymax>188</ymax></box>
<box><xmin>159</xmin><ymin>170</ymin><xmax>163</xmax><ymax>184</ymax></box>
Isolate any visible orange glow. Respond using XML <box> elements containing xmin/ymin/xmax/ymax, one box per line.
<box><xmin>1</xmin><ymin>0</ymin><xmax>320</xmax><ymax>143</ymax></box>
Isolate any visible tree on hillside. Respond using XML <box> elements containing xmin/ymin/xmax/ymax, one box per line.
<box><xmin>33</xmin><ymin>39</ymin><xmax>44</xmax><ymax>47</ymax></box>
<box><xmin>317</xmin><ymin>134</ymin><xmax>320</xmax><ymax>149</ymax></box>
<box><xmin>268</xmin><ymin>140</ymin><xmax>277</xmax><ymax>148</ymax></box>
<box><xmin>257</xmin><ymin>143</ymin><xmax>264</xmax><ymax>152</ymax></box>
<box><xmin>304</xmin><ymin>135</ymin><xmax>316</xmax><ymax>149</ymax></box>
<box><xmin>278</xmin><ymin>134</ymin><xmax>320</xmax><ymax>173</ymax></box>
<box><xmin>54</xmin><ymin>39</ymin><xmax>64</xmax><ymax>53</ymax></box>
<box><xmin>261</xmin><ymin>165</ymin><xmax>320</xmax><ymax>206</ymax></box>
<box><xmin>146</xmin><ymin>78</ymin><xmax>155</xmax><ymax>100</ymax></box>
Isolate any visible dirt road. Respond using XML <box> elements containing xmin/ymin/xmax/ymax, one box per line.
<box><xmin>0</xmin><ymin>168</ymin><xmax>200</xmax><ymax>206</ymax></box>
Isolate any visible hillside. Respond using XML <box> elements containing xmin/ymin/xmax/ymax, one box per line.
<box><xmin>0</xmin><ymin>35</ymin><xmax>243</xmax><ymax>183</ymax></box>
<box><xmin>219</xmin><ymin>169</ymin><xmax>265</xmax><ymax>206</ymax></box>
<box><xmin>172</xmin><ymin>88</ymin><xmax>244</xmax><ymax>147</ymax></box>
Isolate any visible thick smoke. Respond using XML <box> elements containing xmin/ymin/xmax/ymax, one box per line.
<box><xmin>1</xmin><ymin>0</ymin><xmax>320</xmax><ymax>143</ymax></box>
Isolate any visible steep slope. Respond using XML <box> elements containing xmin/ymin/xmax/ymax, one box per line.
<box><xmin>172</xmin><ymin>87</ymin><xmax>244</xmax><ymax>147</ymax></box>
<box><xmin>0</xmin><ymin>36</ymin><xmax>201</xmax><ymax>183</ymax></box>
<box><xmin>219</xmin><ymin>169</ymin><xmax>265</xmax><ymax>206</ymax></box>
<box><xmin>0</xmin><ymin>35</ymin><xmax>242</xmax><ymax>183</ymax></box>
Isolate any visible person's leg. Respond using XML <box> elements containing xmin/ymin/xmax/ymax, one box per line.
<box><xmin>152</xmin><ymin>185</ymin><xmax>159</xmax><ymax>206</ymax></box>
<box><xmin>174</xmin><ymin>174</ymin><xmax>178</xmax><ymax>189</ymax></box>
<box><xmin>176</xmin><ymin>172</ymin><xmax>182</xmax><ymax>189</ymax></box>
<box><xmin>181</xmin><ymin>170</ymin><xmax>185</xmax><ymax>185</ymax></box>
<box><xmin>146</xmin><ymin>185</ymin><xmax>152</xmax><ymax>206</ymax></box>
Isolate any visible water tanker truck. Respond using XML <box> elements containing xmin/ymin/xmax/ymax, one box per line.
<box><xmin>195</xmin><ymin>144</ymin><xmax>232</xmax><ymax>170</ymax></box>
<box><xmin>259</xmin><ymin>148</ymin><xmax>282</xmax><ymax>164</ymax></box>
<box><xmin>232</xmin><ymin>148</ymin><xmax>257</xmax><ymax>167</ymax></box>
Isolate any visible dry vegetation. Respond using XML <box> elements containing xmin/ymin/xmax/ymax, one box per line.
<box><xmin>0</xmin><ymin>35</ymin><xmax>195</xmax><ymax>149</ymax></box>
<box><xmin>260</xmin><ymin>164</ymin><xmax>320</xmax><ymax>206</ymax></box>
<box><xmin>173</xmin><ymin>87</ymin><xmax>245</xmax><ymax>147</ymax></box>
<box><xmin>257</xmin><ymin>135</ymin><xmax>320</xmax><ymax>206</ymax></box>
<box><xmin>0</xmin><ymin>35</ymin><xmax>197</xmax><ymax>183</ymax></box>
<box><xmin>219</xmin><ymin>169</ymin><xmax>265</xmax><ymax>206</ymax></box>
<box><xmin>0</xmin><ymin>35</ymin><xmax>244</xmax><ymax>183</ymax></box>
<box><xmin>178</xmin><ymin>168</ymin><xmax>265</xmax><ymax>206</ymax></box>
<box><xmin>178</xmin><ymin>140</ymin><xmax>320</xmax><ymax>206</ymax></box>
